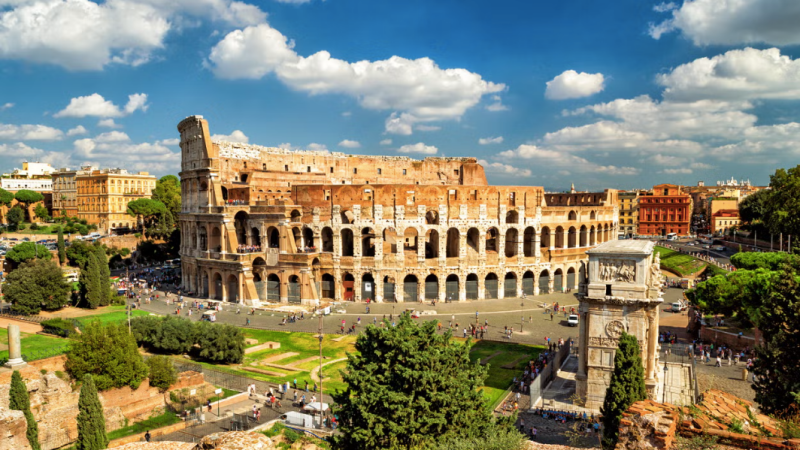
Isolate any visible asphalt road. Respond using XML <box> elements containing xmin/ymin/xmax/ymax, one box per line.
<box><xmin>653</xmin><ymin>238</ymin><xmax>734</xmax><ymax>266</ymax></box>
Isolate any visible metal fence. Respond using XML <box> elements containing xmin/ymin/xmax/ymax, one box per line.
<box><xmin>22</xmin><ymin>344</ymin><xmax>71</xmax><ymax>362</ymax></box>
<box><xmin>528</xmin><ymin>338</ymin><xmax>572</xmax><ymax>409</ymax></box>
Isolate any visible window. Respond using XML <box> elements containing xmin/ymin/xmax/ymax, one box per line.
<box><xmin>403</xmin><ymin>169</ymin><xmax>407</xmax><ymax>175</ymax></box>
<box><xmin>377</xmin><ymin>168</ymin><xmax>382</xmax><ymax>175</ymax></box>
<box><xmin>454</xmin><ymin>169</ymin><xmax>459</xmax><ymax>175</ymax></box>
<box><xmin>285</xmin><ymin>165</ymin><xmax>289</xmax><ymax>171</ymax></box>
<box><xmin>605</xmin><ymin>285</ymin><xmax>612</xmax><ymax>296</ymax></box>
<box><xmin>470</xmin><ymin>190</ymin><xmax>478</xmax><ymax>200</ymax></box>
<box><xmin>330</xmin><ymin>167</ymin><xmax>334</xmax><ymax>173</ymax></box>
<box><xmin>324</xmin><ymin>190</ymin><xmax>331</xmax><ymax>201</ymax></box>
<box><xmin>262</xmin><ymin>164</ymin><xmax>266</xmax><ymax>171</ymax></box>
<box><xmin>353</xmin><ymin>168</ymin><xmax>357</xmax><ymax>174</ymax></box>
<box><xmin>307</xmin><ymin>166</ymin><xmax>311</xmax><ymax>173</ymax></box>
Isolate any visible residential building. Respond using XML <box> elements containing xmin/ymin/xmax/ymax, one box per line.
<box><xmin>711</xmin><ymin>209</ymin><xmax>740</xmax><ymax>236</ymax></box>
<box><xmin>76</xmin><ymin>168</ymin><xmax>157</xmax><ymax>233</ymax></box>
<box><xmin>637</xmin><ymin>184</ymin><xmax>692</xmax><ymax>236</ymax></box>
<box><xmin>617</xmin><ymin>190</ymin><xmax>642</xmax><ymax>238</ymax></box>
<box><xmin>52</xmin><ymin>166</ymin><xmax>95</xmax><ymax>218</ymax></box>
<box><xmin>177</xmin><ymin>115</ymin><xmax>620</xmax><ymax>305</ymax></box>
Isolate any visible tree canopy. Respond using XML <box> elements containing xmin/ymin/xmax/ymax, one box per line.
<box><xmin>14</xmin><ymin>190</ymin><xmax>44</xmax><ymax>221</ymax></box>
<box><xmin>331</xmin><ymin>314</ymin><xmax>519</xmax><ymax>450</ymax></box>
<box><xmin>6</xmin><ymin>206</ymin><xmax>24</xmax><ymax>231</ymax></box>
<box><xmin>127</xmin><ymin>198</ymin><xmax>167</xmax><ymax>236</ymax></box>
<box><xmin>5</xmin><ymin>242</ymin><xmax>52</xmax><ymax>267</ymax></box>
<box><xmin>601</xmin><ymin>332</ymin><xmax>647</xmax><ymax>450</ymax></box>
<box><xmin>152</xmin><ymin>175</ymin><xmax>181</xmax><ymax>222</ymax></box>
<box><xmin>4</xmin><ymin>259</ymin><xmax>71</xmax><ymax>315</ymax></box>
<box><xmin>0</xmin><ymin>188</ymin><xmax>13</xmax><ymax>207</ymax></box>
<box><xmin>66</xmin><ymin>321</ymin><xmax>149</xmax><ymax>391</ymax></box>
<box><xmin>33</xmin><ymin>204</ymin><xmax>49</xmax><ymax>222</ymax></box>
<box><xmin>688</xmin><ymin>252</ymin><xmax>800</xmax><ymax>414</ymax></box>
<box><xmin>76</xmin><ymin>374</ymin><xmax>108</xmax><ymax>450</ymax></box>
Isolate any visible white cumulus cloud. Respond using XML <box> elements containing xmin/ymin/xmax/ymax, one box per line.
<box><xmin>54</xmin><ymin>93</ymin><xmax>148</xmax><ymax>118</ymax></box>
<box><xmin>338</xmin><ymin>139</ymin><xmax>361</xmax><ymax>148</ymax></box>
<box><xmin>97</xmin><ymin>118</ymin><xmax>122</xmax><ymax>128</ymax></box>
<box><xmin>497</xmin><ymin>144</ymin><xmax>639</xmax><ymax>176</ymax></box>
<box><xmin>662</xmin><ymin>168</ymin><xmax>693</xmax><ymax>174</ymax></box>
<box><xmin>0</xmin><ymin>0</ymin><xmax>267</xmax><ymax>71</ymax></box>
<box><xmin>649</xmin><ymin>0</ymin><xmax>800</xmax><ymax>46</ymax></box>
<box><xmin>479</xmin><ymin>136</ymin><xmax>504</xmax><ymax>145</ymax></box>
<box><xmin>545</xmin><ymin>70</ymin><xmax>605</xmax><ymax>100</ymax></box>
<box><xmin>211</xmin><ymin>130</ymin><xmax>249</xmax><ymax>143</ymax></box>
<box><xmin>0</xmin><ymin>103</ymin><xmax>13</xmax><ymax>110</ymax></box>
<box><xmin>397</xmin><ymin>142</ymin><xmax>438</xmax><ymax>155</ymax></box>
<box><xmin>66</xmin><ymin>125</ymin><xmax>88</xmax><ymax>136</ymax></box>
<box><xmin>207</xmin><ymin>23</ymin><xmax>505</xmax><ymax>135</ymax></box>
<box><xmin>379</xmin><ymin>139</ymin><xmax>392</xmax><ymax>146</ymax></box>
<box><xmin>0</xmin><ymin>123</ymin><xmax>63</xmax><ymax>141</ymax></box>
<box><xmin>477</xmin><ymin>159</ymin><xmax>531</xmax><ymax>177</ymax></box>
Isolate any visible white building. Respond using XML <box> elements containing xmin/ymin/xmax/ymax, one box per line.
<box><xmin>0</xmin><ymin>178</ymin><xmax>52</xmax><ymax>191</ymax></box>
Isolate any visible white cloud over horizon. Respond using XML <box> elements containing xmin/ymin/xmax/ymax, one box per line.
<box><xmin>338</xmin><ymin>139</ymin><xmax>361</xmax><ymax>148</ymax></box>
<box><xmin>397</xmin><ymin>142</ymin><xmax>438</xmax><ymax>155</ymax></box>
<box><xmin>479</xmin><ymin>136</ymin><xmax>504</xmax><ymax>145</ymax></box>
<box><xmin>54</xmin><ymin>93</ymin><xmax>148</xmax><ymax>118</ymax></box>
<box><xmin>211</xmin><ymin>130</ymin><xmax>249</xmax><ymax>143</ymax></box>
<box><xmin>545</xmin><ymin>70</ymin><xmax>605</xmax><ymax>100</ymax></box>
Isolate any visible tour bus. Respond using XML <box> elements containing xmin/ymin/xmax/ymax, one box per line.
<box><xmin>666</xmin><ymin>233</ymin><xmax>678</xmax><ymax>241</ymax></box>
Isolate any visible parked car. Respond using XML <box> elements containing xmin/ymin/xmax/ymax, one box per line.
<box><xmin>671</xmin><ymin>302</ymin><xmax>687</xmax><ymax>313</ymax></box>
<box><xmin>567</xmin><ymin>315</ymin><xmax>579</xmax><ymax>326</ymax></box>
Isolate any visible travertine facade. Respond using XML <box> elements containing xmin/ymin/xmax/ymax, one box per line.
<box><xmin>75</xmin><ymin>168</ymin><xmax>157</xmax><ymax>233</ymax></box>
<box><xmin>178</xmin><ymin>115</ymin><xmax>620</xmax><ymax>305</ymax></box>
<box><xmin>575</xmin><ymin>240</ymin><xmax>663</xmax><ymax>410</ymax></box>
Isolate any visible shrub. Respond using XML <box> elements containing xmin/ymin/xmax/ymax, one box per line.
<box><xmin>283</xmin><ymin>428</ymin><xmax>302</xmax><ymax>444</ymax></box>
<box><xmin>41</xmin><ymin>318</ymin><xmax>76</xmax><ymax>337</ymax></box>
<box><xmin>66</xmin><ymin>321</ymin><xmax>148</xmax><ymax>391</ymax></box>
<box><xmin>30</xmin><ymin>223</ymin><xmax>40</xmax><ymax>231</ymax></box>
<box><xmin>131</xmin><ymin>316</ymin><xmax>244</xmax><ymax>364</ymax></box>
<box><xmin>121</xmin><ymin>248</ymin><xmax>131</xmax><ymax>256</ymax></box>
<box><xmin>146</xmin><ymin>356</ymin><xmax>177</xmax><ymax>391</ymax></box>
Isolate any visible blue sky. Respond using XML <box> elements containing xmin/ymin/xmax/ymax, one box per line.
<box><xmin>1</xmin><ymin>0</ymin><xmax>799</xmax><ymax>190</ymax></box>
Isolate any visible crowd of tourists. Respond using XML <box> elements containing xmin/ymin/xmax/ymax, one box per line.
<box><xmin>237</xmin><ymin>245</ymin><xmax>262</xmax><ymax>253</ymax></box>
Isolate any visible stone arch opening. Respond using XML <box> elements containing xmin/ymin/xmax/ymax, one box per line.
<box><xmin>383</xmin><ymin>276</ymin><xmax>396</xmax><ymax>302</ymax></box>
<box><xmin>321</xmin><ymin>273</ymin><xmax>335</xmax><ymax>299</ymax></box>
<box><xmin>341</xmin><ymin>210</ymin><xmax>354</xmax><ymax>224</ymax></box>
<box><xmin>485</xmin><ymin>227</ymin><xmax>499</xmax><ymax>253</ymax></box>
<box><xmin>267</xmin><ymin>227</ymin><xmax>280</xmax><ymax>249</ymax></box>
<box><xmin>425</xmin><ymin>210</ymin><xmax>439</xmax><ymax>225</ymax></box>
<box><xmin>567</xmin><ymin>266</ymin><xmax>576</xmax><ymax>290</ymax></box>
<box><xmin>292</xmin><ymin>227</ymin><xmax>303</xmax><ymax>251</ymax></box>
<box><xmin>506</xmin><ymin>210</ymin><xmax>519</xmax><ymax>224</ymax></box>
<box><xmin>227</xmin><ymin>274</ymin><xmax>238</xmax><ymax>303</ymax></box>
<box><xmin>539</xmin><ymin>269</ymin><xmax>550</xmax><ymax>294</ymax></box>
<box><xmin>568</xmin><ymin>226</ymin><xmax>577</xmax><ymax>248</ymax></box>
<box><xmin>485</xmin><ymin>273</ymin><xmax>498</xmax><ymax>299</ymax></box>
<box><xmin>321</xmin><ymin>227</ymin><xmax>333</xmax><ymax>252</ymax></box>
<box><xmin>250</xmin><ymin>227</ymin><xmax>261</xmax><ymax>248</ymax></box>
<box><xmin>341</xmin><ymin>229</ymin><xmax>354</xmax><ymax>257</ymax></box>
<box><xmin>568</xmin><ymin>210</ymin><xmax>577</xmax><ymax>220</ymax></box>
<box><xmin>383</xmin><ymin>228</ymin><xmax>398</xmax><ymax>254</ymax></box>
<box><xmin>424</xmin><ymin>274</ymin><xmax>439</xmax><ymax>300</ymax></box>
<box><xmin>425</xmin><ymin>229</ymin><xmax>439</xmax><ymax>259</ymax></box>
<box><xmin>210</xmin><ymin>227</ymin><xmax>221</xmax><ymax>252</ymax></box>
<box><xmin>553</xmin><ymin>268</ymin><xmax>564</xmax><ymax>293</ymax></box>
<box><xmin>523</xmin><ymin>227</ymin><xmax>536</xmax><ymax>257</ymax></box>
<box><xmin>303</xmin><ymin>227</ymin><xmax>314</xmax><ymax>250</ymax></box>
<box><xmin>290</xmin><ymin>209</ymin><xmax>302</xmax><ymax>222</ymax></box>
<box><xmin>541</xmin><ymin>226</ymin><xmax>551</xmax><ymax>248</ymax></box>
<box><xmin>199</xmin><ymin>227</ymin><xmax>207</xmax><ymax>251</ymax></box>
<box><xmin>221</xmin><ymin>187</ymin><xmax>228</xmax><ymax>201</ymax></box>
<box><xmin>288</xmin><ymin>275</ymin><xmax>301</xmax><ymax>303</ymax></box>
<box><xmin>579</xmin><ymin>225</ymin><xmax>587</xmax><ymax>247</ymax></box>
<box><xmin>361</xmin><ymin>273</ymin><xmax>375</xmax><ymax>301</ymax></box>
<box><xmin>590</xmin><ymin>210</ymin><xmax>596</xmax><ymax>220</ymax></box>
<box><xmin>445</xmin><ymin>274</ymin><xmax>459</xmax><ymax>301</ymax></box>
<box><xmin>522</xmin><ymin>271</ymin><xmax>534</xmax><ymax>296</ymax></box>
<box><xmin>403</xmin><ymin>228</ymin><xmax>418</xmax><ymax>252</ymax></box>
<box><xmin>505</xmin><ymin>228</ymin><xmax>518</xmax><ymax>257</ymax></box>
<box><xmin>212</xmin><ymin>272</ymin><xmax>223</xmax><ymax>300</ymax></box>
<box><xmin>555</xmin><ymin>226</ymin><xmax>565</xmax><ymax>248</ymax></box>
<box><xmin>446</xmin><ymin>228</ymin><xmax>460</xmax><ymax>258</ymax></box>
<box><xmin>362</xmin><ymin>227</ymin><xmax>376</xmax><ymax>257</ymax></box>
<box><xmin>466</xmin><ymin>274</ymin><xmax>479</xmax><ymax>300</ymax></box>
<box><xmin>589</xmin><ymin>226</ymin><xmax>596</xmax><ymax>246</ymax></box>
<box><xmin>234</xmin><ymin>211</ymin><xmax>249</xmax><ymax>246</ymax></box>
<box><xmin>504</xmin><ymin>272</ymin><xmax>517</xmax><ymax>298</ymax></box>
<box><xmin>466</xmin><ymin>228</ymin><xmax>480</xmax><ymax>256</ymax></box>
<box><xmin>403</xmin><ymin>274</ymin><xmax>419</xmax><ymax>302</ymax></box>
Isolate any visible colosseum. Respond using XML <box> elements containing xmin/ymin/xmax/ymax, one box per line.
<box><xmin>177</xmin><ymin>115</ymin><xmax>619</xmax><ymax>306</ymax></box>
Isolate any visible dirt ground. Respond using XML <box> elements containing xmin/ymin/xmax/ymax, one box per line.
<box><xmin>0</xmin><ymin>317</ymin><xmax>42</xmax><ymax>334</ymax></box>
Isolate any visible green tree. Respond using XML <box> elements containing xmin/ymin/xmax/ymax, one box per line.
<box><xmin>66</xmin><ymin>240</ymin><xmax>99</xmax><ymax>268</ymax></box>
<box><xmin>76</xmin><ymin>374</ymin><xmax>108</xmax><ymax>450</ymax></box>
<box><xmin>33</xmin><ymin>204</ymin><xmax>49</xmax><ymax>222</ymax></box>
<box><xmin>57</xmin><ymin>227</ymin><xmax>66</xmax><ymax>265</ymax></box>
<box><xmin>6</xmin><ymin>206</ymin><xmax>24</xmax><ymax>231</ymax></box>
<box><xmin>331</xmin><ymin>314</ymin><xmax>511</xmax><ymax>450</ymax></box>
<box><xmin>4</xmin><ymin>260</ymin><xmax>71</xmax><ymax>314</ymax></box>
<box><xmin>9</xmin><ymin>371</ymin><xmax>41</xmax><ymax>450</ymax></box>
<box><xmin>14</xmin><ymin>190</ymin><xmax>44</xmax><ymax>222</ymax></box>
<box><xmin>0</xmin><ymin>187</ymin><xmax>13</xmax><ymax>208</ymax></box>
<box><xmin>5</xmin><ymin>241</ymin><xmax>52</xmax><ymax>268</ymax></box>
<box><xmin>79</xmin><ymin>253</ymin><xmax>103</xmax><ymax>309</ymax></box>
<box><xmin>151</xmin><ymin>175</ymin><xmax>181</xmax><ymax>221</ymax></box>
<box><xmin>600</xmin><ymin>332</ymin><xmax>647</xmax><ymax>450</ymax></box>
<box><xmin>194</xmin><ymin>322</ymin><xmax>245</xmax><ymax>364</ymax></box>
<box><xmin>146</xmin><ymin>356</ymin><xmax>177</xmax><ymax>391</ymax></box>
<box><xmin>66</xmin><ymin>321</ymin><xmax>149</xmax><ymax>391</ymax></box>
<box><xmin>764</xmin><ymin>165</ymin><xmax>800</xmax><ymax>237</ymax></box>
<box><xmin>126</xmin><ymin>198</ymin><xmax>166</xmax><ymax>236</ymax></box>
<box><xmin>93</xmin><ymin>246</ymin><xmax>111</xmax><ymax>306</ymax></box>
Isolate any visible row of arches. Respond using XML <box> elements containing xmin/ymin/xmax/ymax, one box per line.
<box><xmin>346</xmin><ymin>208</ymin><xmax>600</xmax><ymax>225</ymax></box>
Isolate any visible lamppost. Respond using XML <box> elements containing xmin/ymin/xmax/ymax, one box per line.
<box><xmin>318</xmin><ymin>312</ymin><xmax>325</xmax><ymax>428</ymax></box>
<box><xmin>662</xmin><ymin>363</ymin><xmax>669</xmax><ymax>403</ymax></box>
<box><xmin>520</xmin><ymin>296</ymin><xmax>524</xmax><ymax>333</ymax></box>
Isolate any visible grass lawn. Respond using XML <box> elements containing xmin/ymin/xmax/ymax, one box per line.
<box><xmin>207</xmin><ymin>386</ymin><xmax>239</xmax><ymax>403</ymax></box>
<box><xmin>468</xmin><ymin>340</ymin><xmax>543</xmax><ymax>408</ymax></box>
<box><xmin>0</xmin><ymin>332</ymin><xmax>70</xmax><ymax>360</ymax></box>
<box><xmin>655</xmin><ymin>246</ymin><xmax>707</xmax><ymax>277</ymax></box>
<box><xmin>106</xmin><ymin>411</ymin><xmax>181</xmax><ymax>442</ymax></box>
<box><xmin>76</xmin><ymin>309</ymin><xmax>149</xmax><ymax>327</ymax></box>
<box><xmin>198</xmin><ymin>328</ymin><xmax>538</xmax><ymax>407</ymax></box>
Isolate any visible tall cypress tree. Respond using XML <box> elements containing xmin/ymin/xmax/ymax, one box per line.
<box><xmin>80</xmin><ymin>253</ymin><xmax>102</xmax><ymax>309</ymax></box>
<box><xmin>600</xmin><ymin>332</ymin><xmax>647</xmax><ymax>450</ymax></box>
<box><xmin>9</xmin><ymin>371</ymin><xmax>41</xmax><ymax>450</ymax></box>
<box><xmin>93</xmin><ymin>247</ymin><xmax>111</xmax><ymax>306</ymax></box>
<box><xmin>77</xmin><ymin>374</ymin><xmax>108</xmax><ymax>450</ymax></box>
<box><xmin>57</xmin><ymin>227</ymin><xmax>66</xmax><ymax>265</ymax></box>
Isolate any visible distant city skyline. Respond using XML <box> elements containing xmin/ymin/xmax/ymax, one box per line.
<box><xmin>1</xmin><ymin>0</ymin><xmax>798</xmax><ymax>190</ymax></box>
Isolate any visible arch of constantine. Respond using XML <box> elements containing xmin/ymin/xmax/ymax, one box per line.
<box><xmin>177</xmin><ymin>115</ymin><xmax>620</xmax><ymax>305</ymax></box>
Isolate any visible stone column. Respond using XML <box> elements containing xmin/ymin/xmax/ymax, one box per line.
<box><xmin>646</xmin><ymin>311</ymin><xmax>657</xmax><ymax>382</ymax></box>
<box><xmin>550</xmin><ymin>231</ymin><xmax>556</xmax><ymax>250</ymax></box>
<box><xmin>5</xmin><ymin>324</ymin><xmax>25</xmax><ymax>368</ymax></box>
<box><xmin>534</xmin><ymin>234</ymin><xmax>541</xmax><ymax>258</ymax></box>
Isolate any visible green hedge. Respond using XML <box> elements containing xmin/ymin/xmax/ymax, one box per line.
<box><xmin>131</xmin><ymin>316</ymin><xmax>245</xmax><ymax>364</ymax></box>
<box><xmin>40</xmin><ymin>318</ymin><xmax>76</xmax><ymax>337</ymax></box>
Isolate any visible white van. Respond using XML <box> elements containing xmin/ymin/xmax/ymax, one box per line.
<box><xmin>671</xmin><ymin>302</ymin><xmax>685</xmax><ymax>313</ymax></box>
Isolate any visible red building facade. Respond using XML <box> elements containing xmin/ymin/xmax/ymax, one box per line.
<box><xmin>637</xmin><ymin>184</ymin><xmax>692</xmax><ymax>236</ymax></box>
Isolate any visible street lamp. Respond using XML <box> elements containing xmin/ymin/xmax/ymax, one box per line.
<box><xmin>662</xmin><ymin>363</ymin><xmax>669</xmax><ymax>403</ymax></box>
<box><xmin>318</xmin><ymin>312</ymin><xmax>325</xmax><ymax>428</ymax></box>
